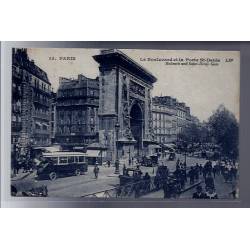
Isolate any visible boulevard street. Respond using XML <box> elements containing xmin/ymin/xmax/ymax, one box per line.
<box><xmin>11</xmin><ymin>153</ymin><xmax>237</xmax><ymax>198</ymax></box>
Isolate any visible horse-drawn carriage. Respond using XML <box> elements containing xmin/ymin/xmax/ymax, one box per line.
<box><xmin>119</xmin><ymin>168</ymin><xmax>142</xmax><ymax>186</ymax></box>
<box><xmin>140</xmin><ymin>155</ymin><xmax>158</xmax><ymax>167</ymax></box>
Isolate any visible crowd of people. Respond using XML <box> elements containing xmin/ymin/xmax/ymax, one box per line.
<box><xmin>172</xmin><ymin>158</ymin><xmax>238</xmax><ymax>199</ymax></box>
<box><xmin>115</xmin><ymin>155</ymin><xmax>238</xmax><ymax>199</ymax></box>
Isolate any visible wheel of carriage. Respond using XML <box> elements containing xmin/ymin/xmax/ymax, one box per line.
<box><xmin>49</xmin><ymin>172</ymin><xmax>57</xmax><ymax>181</ymax></box>
<box><xmin>75</xmin><ymin>169</ymin><xmax>81</xmax><ymax>176</ymax></box>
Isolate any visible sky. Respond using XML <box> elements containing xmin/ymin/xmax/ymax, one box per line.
<box><xmin>27</xmin><ymin>48</ymin><xmax>240</xmax><ymax>122</ymax></box>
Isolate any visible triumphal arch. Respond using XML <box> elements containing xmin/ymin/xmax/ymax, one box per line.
<box><xmin>93</xmin><ymin>49</ymin><xmax>157</xmax><ymax>165</ymax></box>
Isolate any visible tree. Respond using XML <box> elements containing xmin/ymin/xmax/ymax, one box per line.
<box><xmin>179</xmin><ymin>122</ymin><xmax>202</xmax><ymax>144</ymax></box>
<box><xmin>208</xmin><ymin>105</ymin><xmax>239</xmax><ymax>160</ymax></box>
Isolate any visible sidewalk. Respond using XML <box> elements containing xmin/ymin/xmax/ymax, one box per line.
<box><xmin>141</xmin><ymin>180</ymin><xmax>202</xmax><ymax>199</ymax></box>
<box><xmin>11</xmin><ymin>169</ymin><xmax>34</xmax><ymax>181</ymax></box>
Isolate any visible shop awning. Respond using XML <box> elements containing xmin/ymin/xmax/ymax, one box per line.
<box><xmin>32</xmin><ymin>146</ymin><xmax>61</xmax><ymax>152</ymax></box>
<box><xmin>163</xmin><ymin>143</ymin><xmax>176</xmax><ymax>148</ymax></box>
<box><xmin>86</xmin><ymin>150</ymin><xmax>101</xmax><ymax>157</ymax></box>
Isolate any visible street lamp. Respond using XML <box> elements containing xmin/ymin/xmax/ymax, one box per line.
<box><xmin>184</xmin><ymin>141</ymin><xmax>187</xmax><ymax>166</ymax></box>
<box><xmin>114</xmin><ymin>121</ymin><xmax>120</xmax><ymax>174</ymax></box>
<box><xmin>128</xmin><ymin>147</ymin><xmax>131</xmax><ymax>166</ymax></box>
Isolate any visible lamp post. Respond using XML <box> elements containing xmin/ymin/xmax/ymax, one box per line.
<box><xmin>128</xmin><ymin>147</ymin><xmax>131</xmax><ymax>166</ymax></box>
<box><xmin>114</xmin><ymin>121</ymin><xmax>120</xmax><ymax>174</ymax></box>
<box><xmin>184</xmin><ymin>141</ymin><xmax>187</xmax><ymax>166</ymax></box>
<box><xmin>100</xmin><ymin>148</ymin><xmax>103</xmax><ymax>165</ymax></box>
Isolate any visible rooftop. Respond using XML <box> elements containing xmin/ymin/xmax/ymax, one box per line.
<box><xmin>153</xmin><ymin>95</ymin><xmax>191</xmax><ymax>111</ymax></box>
<box><xmin>58</xmin><ymin>74</ymin><xmax>99</xmax><ymax>91</ymax></box>
<box><xmin>93</xmin><ymin>49</ymin><xmax>157</xmax><ymax>85</ymax></box>
<box><xmin>13</xmin><ymin>48</ymin><xmax>50</xmax><ymax>84</ymax></box>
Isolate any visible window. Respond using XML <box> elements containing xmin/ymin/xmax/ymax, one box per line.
<box><xmin>12</xmin><ymin>115</ymin><xmax>17</xmax><ymax>122</ymax></box>
<box><xmin>49</xmin><ymin>157</ymin><xmax>58</xmax><ymax>164</ymax></box>
<box><xmin>79</xmin><ymin>156</ymin><xmax>84</xmax><ymax>163</ymax></box>
<box><xmin>59</xmin><ymin>157</ymin><xmax>68</xmax><ymax>164</ymax></box>
<box><xmin>74</xmin><ymin>156</ymin><xmax>79</xmax><ymax>163</ymax></box>
<box><xmin>68</xmin><ymin>156</ymin><xmax>74</xmax><ymax>163</ymax></box>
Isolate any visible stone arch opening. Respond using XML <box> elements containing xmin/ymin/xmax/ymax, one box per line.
<box><xmin>130</xmin><ymin>103</ymin><xmax>143</xmax><ymax>156</ymax></box>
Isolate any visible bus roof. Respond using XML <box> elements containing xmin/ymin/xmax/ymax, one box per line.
<box><xmin>42</xmin><ymin>151</ymin><xmax>87</xmax><ymax>157</ymax></box>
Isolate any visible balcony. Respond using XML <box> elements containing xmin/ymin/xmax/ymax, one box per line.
<box><xmin>33</xmin><ymin>97</ymin><xmax>50</xmax><ymax>107</ymax></box>
<box><xmin>34</xmin><ymin>128</ymin><xmax>51</xmax><ymax>135</ymax></box>
<box><xmin>12</xmin><ymin>69</ymin><xmax>22</xmax><ymax>79</ymax></box>
<box><xmin>32</xmin><ymin>85</ymin><xmax>51</xmax><ymax>95</ymax></box>
<box><xmin>12</xmin><ymin>106</ymin><xmax>21</xmax><ymax>114</ymax></box>
<box><xmin>33</xmin><ymin>112</ymin><xmax>50</xmax><ymax>120</ymax></box>
<box><xmin>12</xmin><ymin>121</ymin><xmax>22</xmax><ymax>132</ymax></box>
<box><xmin>57</xmin><ymin>99</ymin><xmax>98</xmax><ymax>107</ymax></box>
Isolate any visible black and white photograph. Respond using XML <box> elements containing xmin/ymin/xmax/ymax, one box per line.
<box><xmin>10</xmin><ymin>48</ymin><xmax>240</xmax><ymax>199</ymax></box>
<box><xmin>2</xmin><ymin>1</ymin><xmax>250</xmax><ymax>250</ymax></box>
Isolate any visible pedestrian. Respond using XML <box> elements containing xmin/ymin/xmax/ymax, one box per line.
<box><xmin>174</xmin><ymin>166</ymin><xmax>182</xmax><ymax>180</ymax></box>
<box><xmin>230</xmin><ymin>181</ymin><xmax>237</xmax><ymax>199</ymax></box>
<box><xmin>176</xmin><ymin>158</ymin><xmax>180</xmax><ymax>169</ymax></box>
<box><xmin>154</xmin><ymin>172</ymin><xmax>161</xmax><ymax>190</ymax></box>
<box><xmin>192</xmin><ymin>185</ymin><xmax>206</xmax><ymax>199</ymax></box>
<box><xmin>188</xmin><ymin>167</ymin><xmax>195</xmax><ymax>185</ymax></box>
<box><xmin>123</xmin><ymin>165</ymin><xmax>127</xmax><ymax>175</ymax></box>
<box><xmin>107</xmin><ymin>160</ymin><xmax>111</xmax><ymax>168</ymax></box>
<box><xmin>11</xmin><ymin>185</ymin><xmax>18</xmax><ymax>196</ymax></box>
<box><xmin>180</xmin><ymin>169</ymin><xmax>186</xmax><ymax>189</ymax></box>
<box><xmin>194</xmin><ymin>163</ymin><xmax>199</xmax><ymax>181</ymax></box>
<box><xmin>223</xmin><ymin>167</ymin><xmax>229</xmax><ymax>183</ymax></box>
<box><xmin>163</xmin><ymin>180</ymin><xmax>171</xmax><ymax>198</ymax></box>
<box><xmin>199</xmin><ymin>164</ymin><xmax>203</xmax><ymax>175</ymax></box>
<box><xmin>212</xmin><ymin>166</ymin><xmax>217</xmax><ymax>179</ymax></box>
<box><xmin>143</xmin><ymin>172</ymin><xmax>151</xmax><ymax>192</ymax></box>
<box><xmin>129</xmin><ymin>157</ymin><xmax>132</xmax><ymax>166</ymax></box>
<box><xmin>231</xmin><ymin>165</ymin><xmax>238</xmax><ymax>180</ymax></box>
<box><xmin>183</xmin><ymin>161</ymin><xmax>187</xmax><ymax>168</ymax></box>
<box><xmin>93</xmin><ymin>163</ymin><xmax>99</xmax><ymax>179</ymax></box>
<box><xmin>229</xmin><ymin>167</ymin><xmax>234</xmax><ymax>182</ymax></box>
<box><xmin>205</xmin><ymin>188</ymin><xmax>218</xmax><ymax>199</ymax></box>
<box><xmin>205</xmin><ymin>173</ymin><xmax>214</xmax><ymax>191</ymax></box>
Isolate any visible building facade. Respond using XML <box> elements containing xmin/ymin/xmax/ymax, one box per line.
<box><xmin>50</xmin><ymin>92</ymin><xmax>57</xmax><ymax>143</ymax></box>
<box><xmin>152</xmin><ymin>96</ymin><xmax>192</xmax><ymax>144</ymax></box>
<box><xmin>55</xmin><ymin>74</ymin><xmax>99</xmax><ymax>149</ymax></box>
<box><xmin>93</xmin><ymin>49</ymin><xmax>157</xmax><ymax>163</ymax></box>
<box><xmin>12</xmin><ymin>48</ymin><xmax>52</xmax><ymax>156</ymax></box>
<box><xmin>152</xmin><ymin>96</ymin><xmax>177</xmax><ymax>144</ymax></box>
<box><xmin>176</xmin><ymin>102</ymin><xmax>191</xmax><ymax>138</ymax></box>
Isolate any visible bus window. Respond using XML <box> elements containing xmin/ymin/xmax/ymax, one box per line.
<box><xmin>59</xmin><ymin>157</ymin><xmax>68</xmax><ymax>164</ymax></box>
<box><xmin>74</xmin><ymin>156</ymin><xmax>79</xmax><ymax>163</ymax></box>
<box><xmin>79</xmin><ymin>156</ymin><xmax>85</xmax><ymax>163</ymax></box>
<box><xmin>50</xmin><ymin>157</ymin><xmax>58</xmax><ymax>164</ymax></box>
<box><xmin>68</xmin><ymin>156</ymin><xmax>75</xmax><ymax>163</ymax></box>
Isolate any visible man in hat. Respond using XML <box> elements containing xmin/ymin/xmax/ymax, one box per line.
<box><xmin>93</xmin><ymin>162</ymin><xmax>100</xmax><ymax>179</ymax></box>
<box><xmin>192</xmin><ymin>185</ymin><xmax>206</xmax><ymax>199</ymax></box>
<box><xmin>205</xmin><ymin>187</ymin><xmax>218</xmax><ymax>199</ymax></box>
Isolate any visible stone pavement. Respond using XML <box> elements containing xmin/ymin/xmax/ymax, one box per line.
<box><xmin>180</xmin><ymin>174</ymin><xmax>237</xmax><ymax>199</ymax></box>
<box><xmin>11</xmin><ymin>169</ymin><xmax>34</xmax><ymax>181</ymax></box>
<box><xmin>141</xmin><ymin>173</ymin><xmax>237</xmax><ymax>199</ymax></box>
<box><xmin>11</xmin><ymin>154</ymin><xmax>238</xmax><ymax>199</ymax></box>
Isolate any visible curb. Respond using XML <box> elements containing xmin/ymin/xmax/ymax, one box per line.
<box><xmin>180</xmin><ymin>181</ymin><xmax>203</xmax><ymax>194</ymax></box>
<box><xmin>11</xmin><ymin>172</ymin><xmax>32</xmax><ymax>182</ymax></box>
